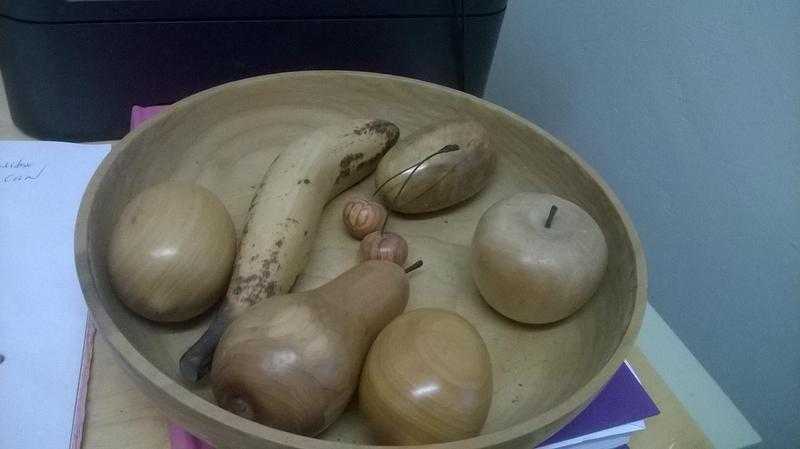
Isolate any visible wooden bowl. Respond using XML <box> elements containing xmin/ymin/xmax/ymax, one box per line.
<box><xmin>75</xmin><ymin>71</ymin><xmax>646</xmax><ymax>449</ymax></box>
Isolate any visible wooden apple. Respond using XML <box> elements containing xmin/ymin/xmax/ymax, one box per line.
<box><xmin>471</xmin><ymin>192</ymin><xmax>608</xmax><ymax>324</ymax></box>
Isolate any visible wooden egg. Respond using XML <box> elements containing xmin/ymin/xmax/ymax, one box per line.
<box><xmin>359</xmin><ymin>308</ymin><xmax>492</xmax><ymax>444</ymax></box>
<box><xmin>374</xmin><ymin>120</ymin><xmax>496</xmax><ymax>214</ymax></box>
<box><xmin>108</xmin><ymin>183</ymin><xmax>236</xmax><ymax>322</ymax></box>
<box><xmin>471</xmin><ymin>192</ymin><xmax>608</xmax><ymax>324</ymax></box>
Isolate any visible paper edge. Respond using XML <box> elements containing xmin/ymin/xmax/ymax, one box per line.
<box><xmin>69</xmin><ymin>315</ymin><xmax>96</xmax><ymax>449</ymax></box>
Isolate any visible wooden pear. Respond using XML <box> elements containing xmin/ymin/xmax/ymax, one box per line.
<box><xmin>210</xmin><ymin>260</ymin><xmax>415</xmax><ymax>437</ymax></box>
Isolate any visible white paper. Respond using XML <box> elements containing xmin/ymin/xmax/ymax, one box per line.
<box><xmin>536</xmin><ymin>420</ymin><xmax>644</xmax><ymax>449</ymax></box>
<box><xmin>0</xmin><ymin>141</ymin><xmax>109</xmax><ymax>449</ymax></box>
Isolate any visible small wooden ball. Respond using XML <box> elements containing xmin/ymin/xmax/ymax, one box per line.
<box><xmin>359</xmin><ymin>308</ymin><xmax>493</xmax><ymax>444</ymax></box>
<box><xmin>359</xmin><ymin>231</ymin><xmax>408</xmax><ymax>266</ymax></box>
<box><xmin>108</xmin><ymin>183</ymin><xmax>236</xmax><ymax>322</ymax></box>
<box><xmin>343</xmin><ymin>198</ymin><xmax>388</xmax><ymax>239</ymax></box>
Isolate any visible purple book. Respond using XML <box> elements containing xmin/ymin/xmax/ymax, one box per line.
<box><xmin>131</xmin><ymin>106</ymin><xmax>659</xmax><ymax>449</ymax></box>
<box><xmin>538</xmin><ymin>362</ymin><xmax>659</xmax><ymax>447</ymax></box>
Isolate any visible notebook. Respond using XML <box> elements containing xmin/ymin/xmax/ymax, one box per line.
<box><xmin>0</xmin><ymin>140</ymin><xmax>110</xmax><ymax>449</ymax></box>
<box><xmin>130</xmin><ymin>105</ymin><xmax>659</xmax><ymax>449</ymax></box>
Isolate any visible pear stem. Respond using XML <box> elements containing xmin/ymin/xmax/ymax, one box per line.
<box><xmin>404</xmin><ymin>259</ymin><xmax>424</xmax><ymax>273</ymax></box>
<box><xmin>545</xmin><ymin>205</ymin><xmax>558</xmax><ymax>228</ymax></box>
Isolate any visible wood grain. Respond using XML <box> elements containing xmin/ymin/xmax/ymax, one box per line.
<box><xmin>359</xmin><ymin>308</ymin><xmax>493</xmax><ymax>444</ymax></box>
<box><xmin>375</xmin><ymin>120</ymin><xmax>495</xmax><ymax>214</ymax></box>
<box><xmin>74</xmin><ymin>71</ymin><xmax>648</xmax><ymax>449</ymax></box>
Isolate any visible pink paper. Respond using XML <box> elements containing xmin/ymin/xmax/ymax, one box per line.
<box><xmin>168</xmin><ymin>424</ymin><xmax>215</xmax><ymax>449</ymax></box>
<box><xmin>131</xmin><ymin>105</ymin><xmax>169</xmax><ymax>128</ymax></box>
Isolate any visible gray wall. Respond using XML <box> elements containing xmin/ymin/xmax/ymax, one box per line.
<box><xmin>483</xmin><ymin>1</ymin><xmax>799</xmax><ymax>447</ymax></box>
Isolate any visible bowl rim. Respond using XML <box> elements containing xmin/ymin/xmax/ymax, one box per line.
<box><xmin>75</xmin><ymin>70</ymin><xmax>647</xmax><ymax>449</ymax></box>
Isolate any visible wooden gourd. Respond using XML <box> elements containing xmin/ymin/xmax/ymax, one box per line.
<box><xmin>210</xmin><ymin>260</ymin><xmax>410</xmax><ymax>437</ymax></box>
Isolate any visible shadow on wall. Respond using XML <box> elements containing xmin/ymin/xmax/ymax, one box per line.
<box><xmin>484</xmin><ymin>1</ymin><xmax>800</xmax><ymax>448</ymax></box>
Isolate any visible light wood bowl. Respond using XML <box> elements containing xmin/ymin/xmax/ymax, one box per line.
<box><xmin>75</xmin><ymin>71</ymin><xmax>646</xmax><ymax>449</ymax></box>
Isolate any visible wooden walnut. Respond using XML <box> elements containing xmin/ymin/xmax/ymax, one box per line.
<box><xmin>342</xmin><ymin>197</ymin><xmax>388</xmax><ymax>239</ymax></box>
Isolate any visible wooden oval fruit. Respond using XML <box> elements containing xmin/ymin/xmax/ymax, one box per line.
<box><xmin>471</xmin><ymin>192</ymin><xmax>608</xmax><ymax>324</ymax></box>
<box><xmin>108</xmin><ymin>183</ymin><xmax>236</xmax><ymax>322</ymax></box>
<box><xmin>374</xmin><ymin>120</ymin><xmax>495</xmax><ymax>214</ymax></box>
<box><xmin>211</xmin><ymin>260</ymin><xmax>411</xmax><ymax>437</ymax></box>
<box><xmin>359</xmin><ymin>308</ymin><xmax>493</xmax><ymax>445</ymax></box>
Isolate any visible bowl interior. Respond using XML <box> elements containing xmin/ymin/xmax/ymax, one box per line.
<box><xmin>80</xmin><ymin>72</ymin><xmax>642</xmax><ymax>447</ymax></box>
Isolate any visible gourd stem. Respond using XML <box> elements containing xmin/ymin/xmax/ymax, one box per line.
<box><xmin>404</xmin><ymin>259</ymin><xmax>424</xmax><ymax>273</ymax></box>
<box><xmin>545</xmin><ymin>205</ymin><xmax>558</xmax><ymax>228</ymax></box>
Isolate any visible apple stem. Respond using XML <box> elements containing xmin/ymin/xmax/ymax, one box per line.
<box><xmin>545</xmin><ymin>205</ymin><xmax>558</xmax><ymax>228</ymax></box>
<box><xmin>405</xmin><ymin>259</ymin><xmax>424</xmax><ymax>273</ymax></box>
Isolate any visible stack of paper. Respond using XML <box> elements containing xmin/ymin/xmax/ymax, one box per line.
<box><xmin>0</xmin><ymin>141</ymin><xmax>110</xmax><ymax>449</ymax></box>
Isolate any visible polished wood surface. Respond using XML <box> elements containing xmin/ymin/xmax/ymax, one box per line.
<box><xmin>471</xmin><ymin>193</ymin><xmax>608</xmax><ymax>324</ymax></box>
<box><xmin>211</xmin><ymin>261</ymin><xmax>409</xmax><ymax>437</ymax></box>
<box><xmin>360</xmin><ymin>308</ymin><xmax>492</xmax><ymax>444</ymax></box>
<box><xmin>108</xmin><ymin>183</ymin><xmax>237</xmax><ymax>322</ymax></box>
<box><xmin>181</xmin><ymin>119</ymin><xmax>399</xmax><ymax>382</ymax></box>
<box><xmin>0</xmin><ymin>73</ymin><xmax>711</xmax><ymax>449</ymax></box>
<box><xmin>74</xmin><ymin>71</ymin><xmax>646</xmax><ymax>449</ymax></box>
<box><xmin>375</xmin><ymin>121</ymin><xmax>495</xmax><ymax>214</ymax></box>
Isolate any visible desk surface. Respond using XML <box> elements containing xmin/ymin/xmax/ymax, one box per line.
<box><xmin>0</xmin><ymin>81</ymin><xmax>711</xmax><ymax>449</ymax></box>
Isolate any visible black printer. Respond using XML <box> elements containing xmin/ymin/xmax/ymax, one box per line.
<box><xmin>0</xmin><ymin>1</ymin><xmax>506</xmax><ymax>141</ymax></box>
